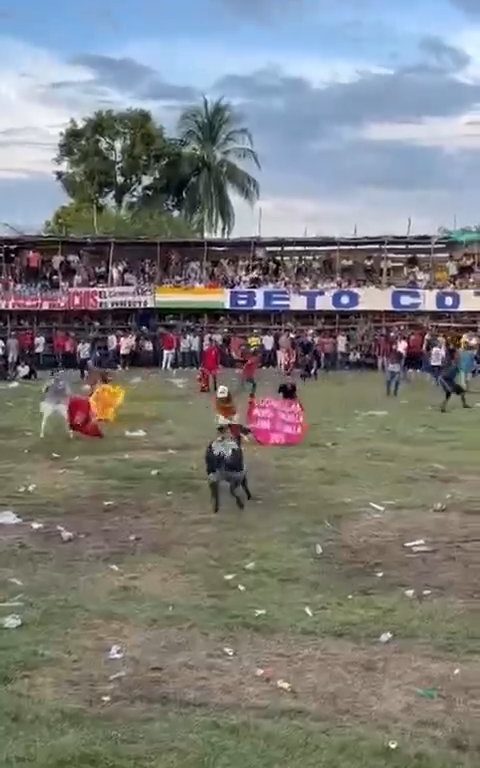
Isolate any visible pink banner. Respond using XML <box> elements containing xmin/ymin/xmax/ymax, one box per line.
<box><xmin>247</xmin><ymin>398</ymin><xmax>307</xmax><ymax>446</ymax></box>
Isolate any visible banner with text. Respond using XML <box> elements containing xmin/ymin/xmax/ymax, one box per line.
<box><xmin>0</xmin><ymin>287</ymin><xmax>154</xmax><ymax>311</ymax></box>
<box><xmin>227</xmin><ymin>287</ymin><xmax>480</xmax><ymax>313</ymax></box>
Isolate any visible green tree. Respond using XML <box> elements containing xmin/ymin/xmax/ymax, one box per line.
<box><xmin>177</xmin><ymin>96</ymin><xmax>260</xmax><ymax>236</ymax></box>
<box><xmin>44</xmin><ymin>202</ymin><xmax>197</xmax><ymax>238</ymax></box>
<box><xmin>55</xmin><ymin>109</ymin><xmax>168</xmax><ymax>214</ymax></box>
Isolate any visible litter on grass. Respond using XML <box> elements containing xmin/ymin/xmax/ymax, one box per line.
<box><xmin>109</xmin><ymin>671</ymin><xmax>127</xmax><ymax>681</ymax></box>
<box><xmin>108</xmin><ymin>645</ymin><xmax>124</xmax><ymax>660</ymax></box>
<box><xmin>223</xmin><ymin>647</ymin><xmax>235</xmax><ymax>657</ymax></box>
<box><xmin>2</xmin><ymin>614</ymin><xmax>22</xmax><ymax>629</ymax></box>
<box><xmin>404</xmin><ymin>539</ymin><xmax>425</xmax><ymax>548</ymax></box>
<box><xmin>304</xmin><ymin>606</ymin><xmax>313</xmax><ymax>618</ymax></box>
<box><xmin>0</xmin><ymin>511</ymin><xmax>22</xmax><ymax>525</ymax></box>
<box><xmin>379</xmin><ymin>631</ymin><xmax>393</xmax><ymax>644</ymax></box>
<box><xmin>125</xmin><ymin>430</ymin><xmax>147</xmax><ymax>438</ymax></box>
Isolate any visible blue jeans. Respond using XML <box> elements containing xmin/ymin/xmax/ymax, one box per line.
<box><xmin>386</xmin><ymin>370</ymin><xmax>400</xmax><ymax>396</ymax></box>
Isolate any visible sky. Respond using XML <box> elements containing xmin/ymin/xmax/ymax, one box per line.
<box><xmin>2</xmin><ymin>0</ymin><xmax>480</xmax><ymax>235</ymax></box>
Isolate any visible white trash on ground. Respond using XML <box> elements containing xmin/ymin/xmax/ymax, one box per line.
<box><xmin>2</xmin><ymin>614</ymin><xmax>22</xmax><ymax>629</ymax></box>
<box><xmin>379</xmin><ymin>631</ymin><xmax>393</xmax><ymax>644</ymax></box>
<box><xmin>244</xmin><ymin>561</ymin><xmax>256</xmax><ymax>571</ymax></box>
<box><xmin>0</xmin><ymin>511</ymin><xmax>22</xmax><ymax>525</ymax></box>
<box><xmin>404</xmin><ymin>539</ymin><xmax>425</xmax><ymax>548</ymax></box>
<box><xmin>30</xmin><ymin>522</ymin><xmax>44</xmax><ymax>530</ymax></box>
<box><xmin>369</xmin><ymin>502</ymin><xmax>386</xmax><ymax>513</ymax></box>
<box><xmin>125</xmin><ymin>430</ymin><xmax>147</xmax><ymax>438</ymax></box>
<box><xmin>315</xmin><ymin>543</ymin><xmax>323</xmax><ymax>556</ymax></box>
<box><xmin>276</xmin><ymin>679</ymin><xmax>293</xmax><ymax>692</ymax></box>
<box><xmin>304</xmin><ymin>606</ymin><xmax>313</xmax><ymax>618</ymax></box>
<box><xmin>108</xmin><ymin>645</ymin><xmax>124</xmax><ymax>660</ymax></box>
<box><xmin>222</xmin><ymin>647</ymin><xmax>235</xmax><ymax>657</ymax></box>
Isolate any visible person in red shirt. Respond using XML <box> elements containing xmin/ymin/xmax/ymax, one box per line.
<box><xmin>64</xmin><ymin>333</ymin><xmax>77</xmax><ymax>369</ymax></box>
<box><xmin>407</xmin><ymin>330</ymin><xmax>424</xmax><ymax>371</ymax></box>
<box><xmin>18</xmin><ymin>329</ymin><xmax>33</xmax><ymax>354</ymax></box>
<box><xmin>53</xmin><ymin>330</ymin><xmax>66</xmax><ymax>368</ymax></box>
<box><xmin>322</xmin><ymin>334</ymin><xmax>335</xmax><ymax>372</ymax></box>
<box><xmin>202</xmin><ymin>341</ymin><xmax>221</xmax><ymax>392</ymax></box>
<box><xmin>241</xmin><ymin>351</ymin><xmax>259</xmax><ymax>397</ymax></box>
<box><xmin>161</xmin><ymin>331</ymin><xmax>177</xmax><ymax>370</ymax></box>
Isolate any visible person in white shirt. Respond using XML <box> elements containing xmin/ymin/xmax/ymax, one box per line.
<box><xmin>77</xmin><ymin>340</ymin><xmax>91</xmax><ymax>380</ymax></box>
<box><xmin>397</xmin><ymin>336</ymin><xmax>408</xmax><ymax>378</ymax></box>
<box><xmin>336</xmin><ymin>333</ymin><xmax>348</xmax><ymax>369</ymax></box>
<box><xmin>34</xmin><ymin>333</ymin><xmax>46</xmax><ymax>368</ymax></box>
<box><xmin>189</xmin><ymin>332</ymin><xmax>200</xmax><ymax>369</ymax></box>
<box><xmin>430</xmin><ymin>344</ymin><xmax>445</xmax><ymax>385</ymax></box>
<box><xmin>179</xmin><ymin>333</ymin><xmax>191</xmax><ymax>368</ymax></box>
<box><xmin>0</xmin><ymin>337</ymin><xmax>6</xmax><ymax>365</ymax></box>
<box><xmin>261</xmin><ymin>332</ymin><xmax>275</xmax><ymax>368</ymax></box>
<box><xmin>107</xmin><ymin>333</ymin><xmax>118</xmax><ymax>368</ymax></box>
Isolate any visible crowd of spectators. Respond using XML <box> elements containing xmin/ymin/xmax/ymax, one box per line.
<box><xmin>2</xmin><ymin>244</ymin><xmax>480</xmax><ymax>293</ymax></box>
<box><xmin>0</xmin><ymin>320</ymin><xmax>444</xmax><ymax>379</ymax></box>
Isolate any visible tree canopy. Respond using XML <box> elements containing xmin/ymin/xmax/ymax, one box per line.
<box><xmin>48</xmin><ymin>98</ymin><xmax>260</xmax><ymax>237</ymax></box>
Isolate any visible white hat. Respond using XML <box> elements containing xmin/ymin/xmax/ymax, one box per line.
<box><xmin>217</xmin><ymin>385</ymin><xmax>229</xmax><ymax>398</ymax></box>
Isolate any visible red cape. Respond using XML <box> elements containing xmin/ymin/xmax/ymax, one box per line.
<box><xmin>68</xmin><ymin>396</ymin><xmax>103</xmax><ymax>438</ymax></box>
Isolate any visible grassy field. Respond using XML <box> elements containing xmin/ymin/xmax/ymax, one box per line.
<box><xmin>0</xmin><ymin>368</ymin><xmax>479</xmax><ymax>768</ymax></box>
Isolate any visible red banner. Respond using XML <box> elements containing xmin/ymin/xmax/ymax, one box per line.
<box><xmin>0</xmin><ymin>287</ymin><xmax>154</xmax><ymax>311</ymax></box>
<box><xmin>247</xmin><ymin>397</ymin><xmax>307</xmax><ymax>446</ymax></box>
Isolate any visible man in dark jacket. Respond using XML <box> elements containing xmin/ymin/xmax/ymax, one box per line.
<box><xmin>205</xmin><ymin>426</ymin><xmax>252</xmax><ymax>513</ymax></box>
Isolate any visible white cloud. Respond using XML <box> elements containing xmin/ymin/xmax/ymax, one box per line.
<box><xmin>121</xmin><ymin>36</ymin><xmax>389</xmax><ymax>89</ymax></box>
<box><xmin>360</xmin><ymin>112</ymin><xmax>480</xmax><ymax>149</ymax></box>
<box><xmin>233</xmin><ymin>189</ymin><xmax>470</xmax><ymax>237</ymax></box>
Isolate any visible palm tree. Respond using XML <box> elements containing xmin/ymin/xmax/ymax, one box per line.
<box><xmin>178</xmin><ymin>96</ymin><xmax>260</xmax><ymax>236</ymax></box>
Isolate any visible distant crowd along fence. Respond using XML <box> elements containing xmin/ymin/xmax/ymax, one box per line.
<box><xmin>2</xmin><ymin>286</ymin><xmax>480</xmax><ymax>312</ymax></box>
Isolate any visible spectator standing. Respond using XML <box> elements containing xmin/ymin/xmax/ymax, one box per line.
<box><xmin>179</xmin><ymin>332</ymin><xmax>191</xmax><ymax>368</ymax></box>
<box><xmin>447</xmin><ymin>255</ymin><xmax>458</xmax><ymax>285</ymax></box>
<box><xmin>189</xmin><ymin>330</ymin><xmax>201</xmax><ymax>369</ymax></box>
<box><xmin>127</xmin><ymin>332</ymin><xmax>137</xmax><ymax>367</ymax></box>
<box><xmin>322</xmin><ymin>334</ymin><xmax>335</xmax><ymax>372</ymax></box>
<box><xmin>202</xmin><ymin>341</ymin><xmax>221</xmax><ymax>392</ymax></box>
<box><xmin>34</xmin><ymin>331</ymin><xmax>46</xmax><ymax>369</ymax></box>
<box><xmin>53</xmin><ymin>330</ymin><xmax>66</xmax><ymax>368</ymax></box>
<box><xmin>25</xmin><ymin>249</ymin><xmax>42</xmax><ymax>283</ymax></box>
<box><xmin>77</xmin><ymin>339</ymin><xmax>91</xmax><ymax>380</ymax></box>
<box><xmin>261</xmin><ymin>330</ymin><xmax>275</xmax><ymax>368</ymax></box>
<box><xmin>430</xmin><ymin>343</ymin><xmax>445</xmax><ymax>384</ymax></box>
<box><xmin>6</xmin><ymin>333</ymin><xmax>19</xmax><ymax>377</ymax></box>
<box><xmin>107</xmin><ymin>332</ymin><xmax>118</xmax><ymax>368</ymax></box>
<box><xmin>162</xmin><ymin>330</ymin><xmax>176</xmax><ymax>370</ymax></box>
<box><xmin>336</xmin><ymin>332</ymin><xmax>348</xmax><ymax>369</ymax></box>
<box><xmin>64</xmin><ymin>334</ymin><xmax>77</xmax><ymax>369</ymax></box>
<box><xmin>277</xmin><ymin>331</ymin><xmax>290</xmax><ymax>371</ymax></box>
<box><xmin>119</xmin><ymin>333</ymin><xmax>131</xmax><ymax>370</ymax></box>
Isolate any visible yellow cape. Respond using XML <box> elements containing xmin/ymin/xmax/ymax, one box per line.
<box><xmin>90</xmin><ymin>384</ymin><xmax>125</xmax><ymax>423</ymax></box>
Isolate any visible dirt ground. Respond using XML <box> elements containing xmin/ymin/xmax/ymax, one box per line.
<box><xmin>341</xmin><ymin>506</ymin><xmax>480</xmax><ymax>601</ymax></box>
